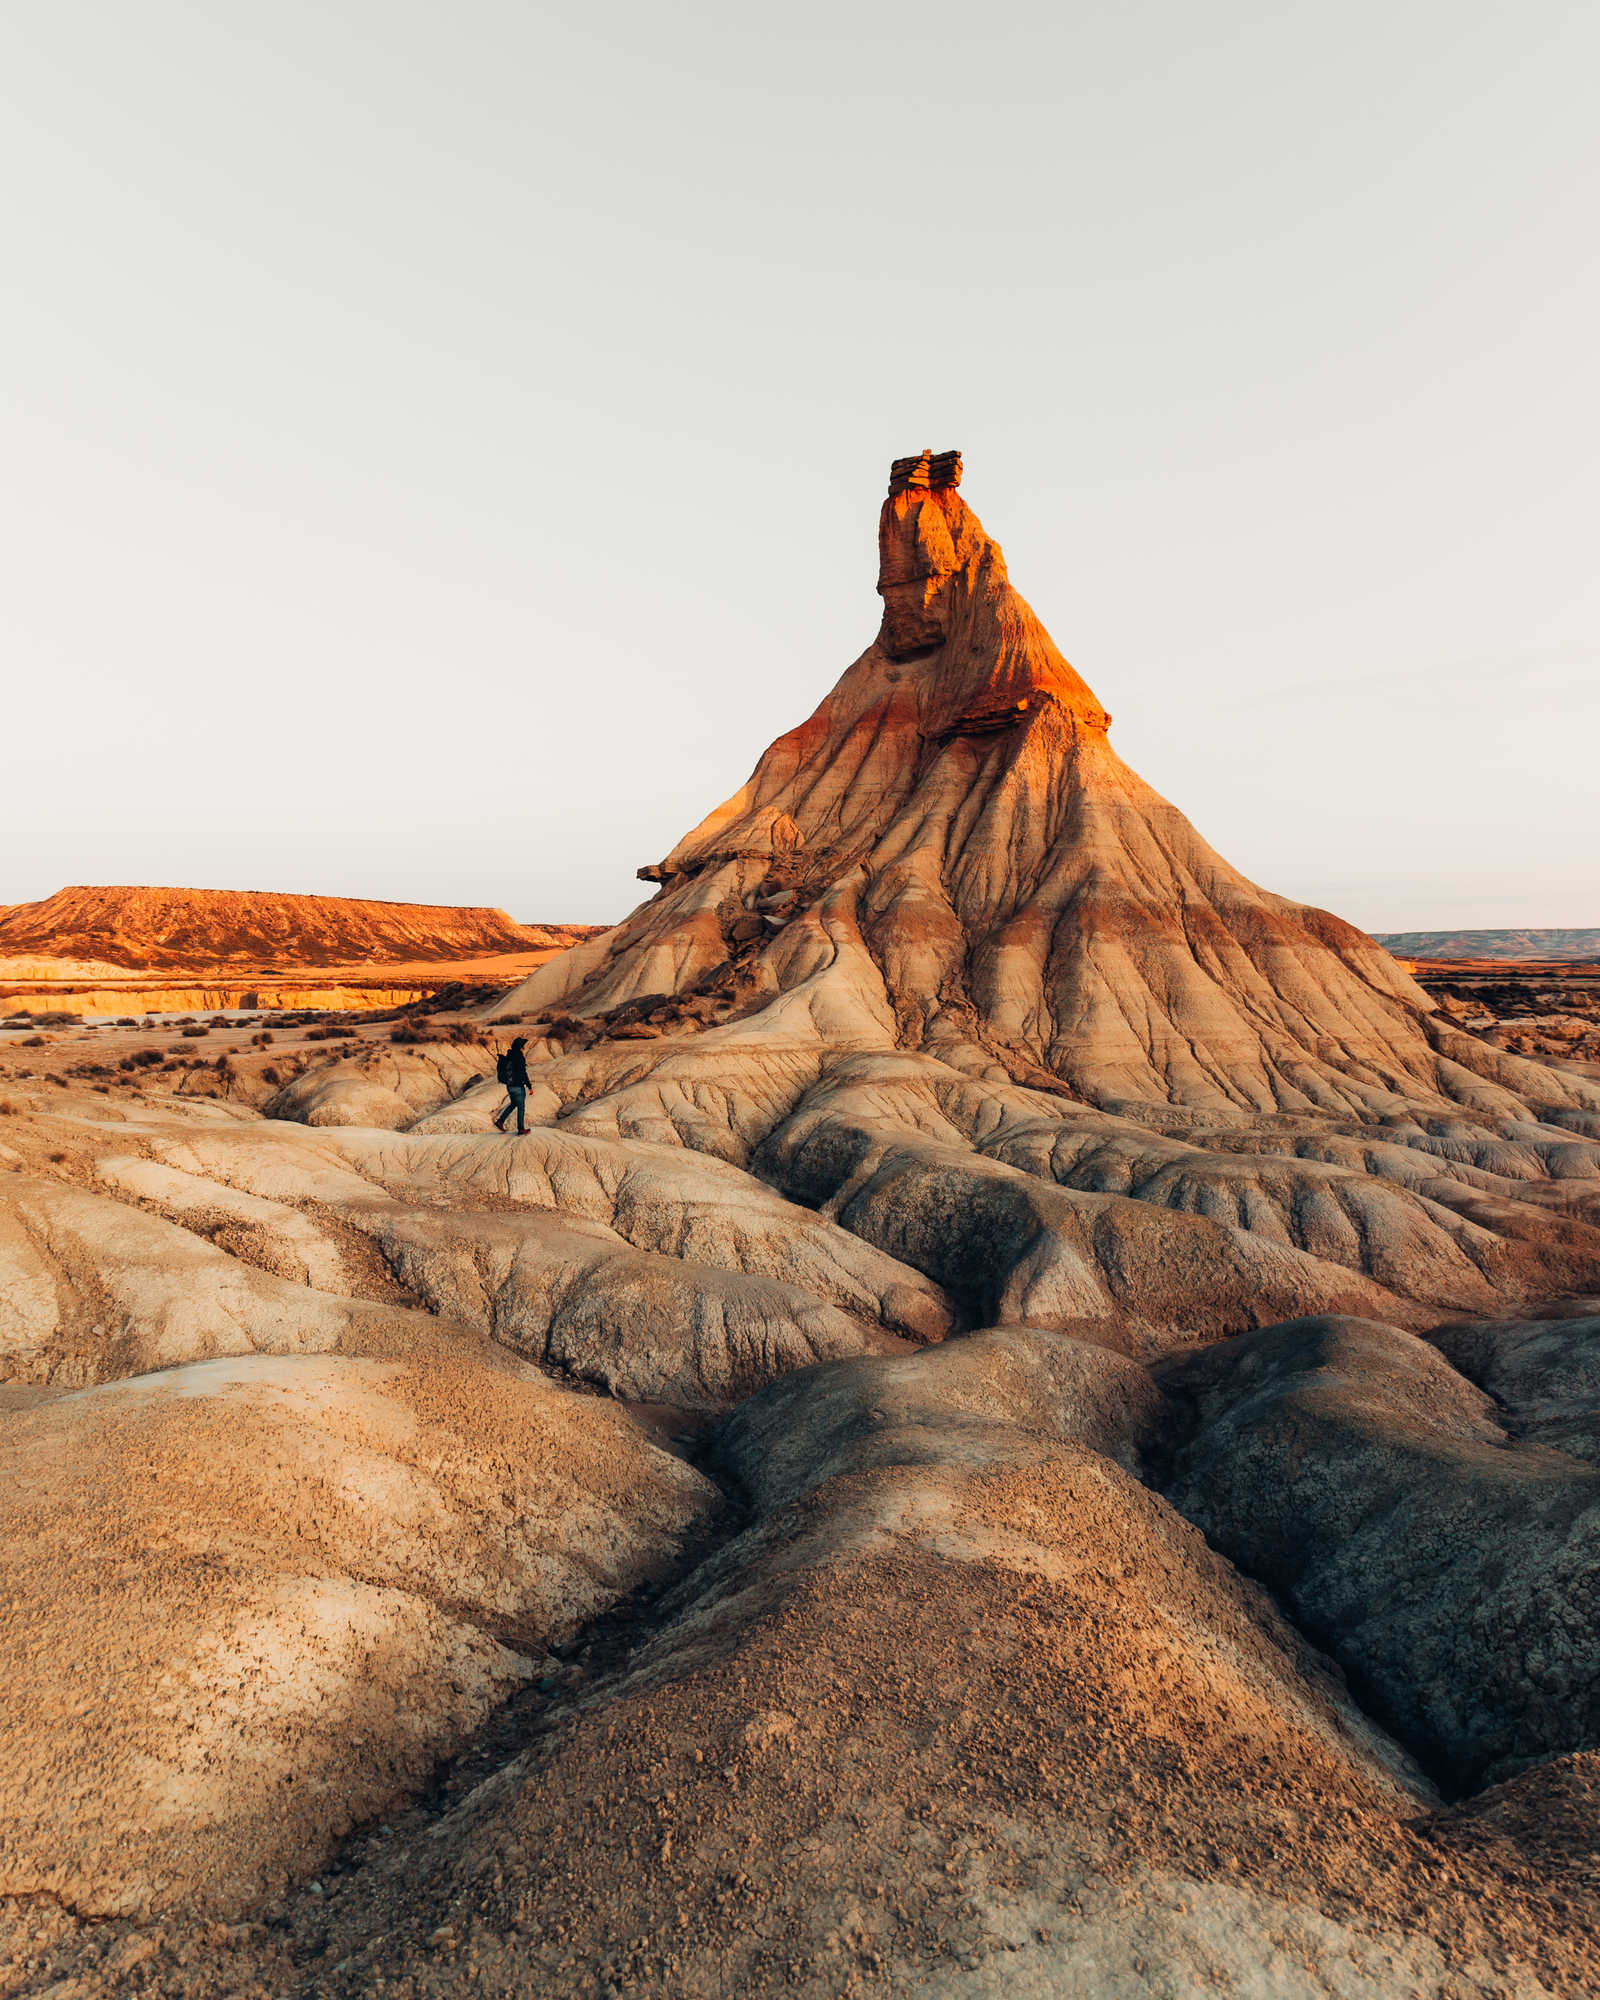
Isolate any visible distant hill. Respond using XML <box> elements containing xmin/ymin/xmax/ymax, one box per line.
<box><xmin>0</xmin><ymin>885</ymin><xmax>599</xmax><ymax>971</ymax></box>
<box><xmin>1376</xmin><ymin>928</ymin><xmax>1600</xmax><ymax>963</ymax></box>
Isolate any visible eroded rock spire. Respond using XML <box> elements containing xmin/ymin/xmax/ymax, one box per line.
<box><xmin>502</xmin><ymin>458</ymin><xmax>1592</xmax><ymax>1135</ymax></box>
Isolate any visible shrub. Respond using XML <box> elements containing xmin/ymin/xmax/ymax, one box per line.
<box><xmin>490</xmin><ymin>1014</ymin><xmax>524</xmax><ymax>1026</ymax></box>
<box><xmin>20</xmin><ymin>1035</ymin><xmax>46</xmax><ymax>1048</ymax></box>
<box><xmin>119</xmin><ymin>1049</ymin><xmax>164</xmax><ymax>1072</ymax></box>
<box><xmin>389</xmin><ymin>1021</ymin><xmax>435</xmax><ymax>1045</ymax></box>
<box><xmin>252</xmin><ymin>1031</ymin><xmax>275</xmax><ymax>1047</ymax></box>
<box><xmin>260</xmin><ymin>1065</ymin><xmax>282</xmax><ymax>1086</ymax></box>
<box><xmin>306</xmin><ymin>1024</ymin><xmax>356</xmax><ymax>1041</ymax></box>
<box><xmin>0</xmin><ymin>1100</ymin><xmax>18</xmax><ymax>1115</ymax></box>
<box><xmin>181</xmin><ymin>1025</ymin><xmax>210</xmax><ymax>1039</ymax></box>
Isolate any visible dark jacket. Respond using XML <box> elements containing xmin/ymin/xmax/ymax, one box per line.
<box><xmin>504</xmin><ymin>1047</ymin><xmax>531</xmax><ymax>1089</ymax></box>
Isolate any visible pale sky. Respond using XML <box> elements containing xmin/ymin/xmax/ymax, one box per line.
<box><xmin>2</xmin><ymin>1</ymin><xmax>1596</xmax><ymax>931</ymax></box>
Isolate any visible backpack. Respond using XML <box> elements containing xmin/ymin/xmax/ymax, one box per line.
<box><xmin>495</xmin><ymin>1050</ymin><xmax>512</xmax><ymax>1084</ymax></box>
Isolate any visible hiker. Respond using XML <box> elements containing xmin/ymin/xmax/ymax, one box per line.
<box><xmin>493</xmin><ymin>1035</ymin><xmax>531</xmax><ymax>1134</ymax></box>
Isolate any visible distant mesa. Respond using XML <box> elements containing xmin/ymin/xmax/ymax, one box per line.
<box><xmin>0</xmin><ymin>884</ymin><xmax>601</xmax><ymax>1019</ymax></box>
<box><xmin>0</xmin><ymin>884</ymin><xmax>596</xmax><ymax>973</ymax></box>
<box><xmin>1376</xmin><ymin>928</ymin><xmax>1600</xmax><ymax>963</ymax></box>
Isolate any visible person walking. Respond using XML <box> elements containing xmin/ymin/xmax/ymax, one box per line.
<box><xmin>492</xmin><ymin>1035</ymin><xmax>531</xmax><ymax>1135</ymax></box>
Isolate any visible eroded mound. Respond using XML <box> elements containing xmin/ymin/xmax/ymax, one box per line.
<box><xmin>0</xmin><ymin>1352</ymin><xmax>717</xmax><ymax>1918</ymax></box>
<box><xmin>1156</xmin><ymin>1314</ymin><xmax>1600</xmax><ymax>1789</ymax></box>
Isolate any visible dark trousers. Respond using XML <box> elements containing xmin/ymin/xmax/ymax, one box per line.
<box><xmin>495</xmin><ymin>1084</ymin><xmax>528</xmax><ymax>1131</ymax></box>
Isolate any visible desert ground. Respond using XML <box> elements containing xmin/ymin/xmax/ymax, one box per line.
<box><xmin>2</xmin><ymin>453</ymin><xmax>1597</xmax><ymax>1998</ymax></box>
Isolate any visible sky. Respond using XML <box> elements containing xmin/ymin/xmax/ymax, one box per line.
<box><xmin>1</xmin><ymin>0</ymin><xmax>1595</xmax><ymax>932</ymax></box>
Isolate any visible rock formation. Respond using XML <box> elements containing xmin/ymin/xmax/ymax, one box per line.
<box><xmin>501</xmin><ymin>462</ymin><xmax>1587</xmax><ymax>1124</ymax></box>
<box><xmin>2</xmin><ymin>457</ymin><xmax>1599</xmax><ymax>1994</ymax></box>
